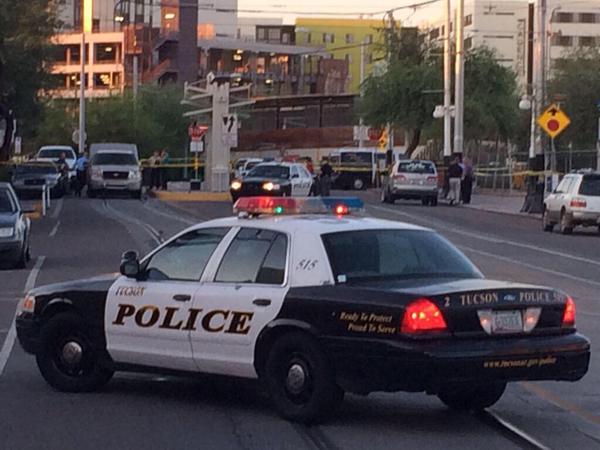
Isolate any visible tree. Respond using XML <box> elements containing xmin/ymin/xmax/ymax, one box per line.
<box><xmin>0</xmin><ymin>0</ymin><xmax>59</xmax><ymax>160</ymax></box>
<box><xmin>548</xmin><ymin>47</ymin><xmax>600</xmax><ymax>149</ymax></box>
<box><xmin>361</xmin><ymin>27</ymin><xmax>441</xmax><ymax>156</ymax></box>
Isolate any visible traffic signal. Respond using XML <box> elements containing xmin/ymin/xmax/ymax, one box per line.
<box><xmin>378</xmin><ymin>128</ymin><xmax>388</xmax><ymax>151</ymax></box>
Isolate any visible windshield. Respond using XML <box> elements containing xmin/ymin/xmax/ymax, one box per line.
<box><xmin>579</xmin><ymin>175</ymin><xmax>600</xmax><ymax>196</ymax></box>
<box><xmin>0</xmin><ymin>190</ymin><xmax>16</xmax><ymax>213</ymax></box>
<box><xmin>247</xmin><ymin>165</ymin><xmax>290</xmax><ymax>179</ymax></box>
<box><xmin>15</xmin><ymin>164</ymin><xmax>57</xmax><ymax>175</ymax></box>
<box><xmin>340</xmin><ymin>152</ymin><xmax>373</xmax><ymax>165</ymax></box>
<box><xmin>38</xmin><ymin>149</ymin><xmax>74</xmax><ymax>160</ymax></box>
<box><xmin>322</xmin><ymin>229</ymin><xmax>481</xmax><ymax>283</ymax></box>
<box><xmin>92</xmin><ymin>153</ymin><xmax>138</xmax><ymax>166</ymax></box>
<box><xmin>397</xmin><ymin>161</ymin><xmax>436</xmax><ymax>174</ymax></box>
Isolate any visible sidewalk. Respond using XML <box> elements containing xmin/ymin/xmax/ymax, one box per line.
<box><xmin>462</xmin><ymin>191</ymin><xmax>541</xmax><ymax>219</ymax></box>
<box><xmin>146</xmin><ymin>181</ymin><xmax>231</xmax><ymax>202</ymax></box>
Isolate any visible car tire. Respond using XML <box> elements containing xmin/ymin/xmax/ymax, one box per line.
<box><xmin>353</xmin><ymin>178</ymin><xmax>365</xmax><ymax>191</ymax></box>
<box><xmin>559</xmin><ymin>210</ymin><xmax>573</xmax><ymax>235</ymax></box>
<box><xmin>542</xmin><ymin>208</ymin><xmax>554</xmax><ymax>232</ymax></box>
<box><xmin>438</xmin><ymin>382</ymin><xmax>506</xmax><ymax>411</ymax></box>
<box><xmin>263</xmin><ymin>331</ymin><xmax>344</xmax><ymax>423</ymax></box>
<box><xmin>87</xmin><ymin>189</ymin><xmax>97</xmax><ymax>199</ymax></box>
<box><xmin>430</xmin><ymin>196</ymin><xmax>438</xmax><ymax>206</ymax></box>
<box><xmin>421</xmin><ymin>197</ymin><xmax>430</xmax><ymax>206</ymax></box>
<box><xmin>36</xmin><ymin>312</ymin><xmax>114</xmax><ymax>393</ymax></box>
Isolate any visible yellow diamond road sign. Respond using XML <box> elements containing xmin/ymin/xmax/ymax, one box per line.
<box><xmin>537</xmin><ymin>104</ymin><xmax>571</xmax><ymax>139</ymax></box>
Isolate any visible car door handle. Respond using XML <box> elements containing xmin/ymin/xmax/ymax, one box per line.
<box><xmin>173</xmin><ymin>294</ymin><xmax>192</xmax><ymax>302</ymax></box>
<box><xmin>253</xmin><ymin>298</ymin><xmax>272</xmax><ymax>307</ymax></box>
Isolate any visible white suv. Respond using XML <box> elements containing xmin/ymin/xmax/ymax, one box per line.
<box><xmin>381</xmin><ymin>160</ymin><xmax>439</xmax><ymax>206</ymax></box>
<box><xmin>543</xmin><ymin>171</ymin><xmax>600</xmax><ymax>234</ymax></box>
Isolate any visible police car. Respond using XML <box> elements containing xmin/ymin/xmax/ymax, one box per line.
<box><xmin>15</xmin><ymin>197</ymin><xmax>590</xmax><ymax>423</ymax></box>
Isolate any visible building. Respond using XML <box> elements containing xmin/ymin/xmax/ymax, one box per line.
<box><xmin>236</xmin><ymin>17</ymin><xmax>284</xmax><ymax>41</ymax></box>
<box><xmin>198</xmin><ymin>0</ymin><xmax>238</xmax><ymax>39</ymax></box>
<box><xmin>295</xmin><ymin>18</ymin><xmax>384</xmax><ymax>93</ymax></box>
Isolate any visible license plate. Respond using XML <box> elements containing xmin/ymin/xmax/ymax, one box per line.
<box><xmin>491</xmin><ymin>311</ymin><xmax>523</xmax><ymax>334</ymax></box>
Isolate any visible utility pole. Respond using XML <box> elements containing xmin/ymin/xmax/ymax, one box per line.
<box><xmin>133</xmin><ymin>55</ymin><xmax>139</xmax><ymax>98</ymax></box>
<box><xmin>358</xmin><ymin>36</ymin><xmax>367</xmax><ymax>149</ymax></box>
<box><xmin>443</xmin><ymin>0</ymin><xmax>452</xmax><ymax>163</ymax></box>
<box><xmin>385</xmin><ymin>11</ymin><xmax>395</xmax><ymax>166</ymax></box>
<box><xmin>597</xmin><ymin>113</ymin><xmax>600</xmax><ymax>171</ymax></box>
<box><xmin>453</xmin><ymin>0</ymin><xmax>465</xmax><ymax>159</ymax></box>
<box><xmin>78</xmin><ymin>0</ymin><xmax>93</xmax><ymax>154</ymax></box>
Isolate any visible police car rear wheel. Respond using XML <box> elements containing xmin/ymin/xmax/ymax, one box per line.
<box><xmin>438</xmin><ymin>382</ymin><xmax>506</xmax><ymax>411</ymax></box>
<box><xmin>36</xmin><ymin>312</ymin><xmax>113</xmax><ymax>392</ymax></box>
<box><xmin>263</xmin><ymin>332</ymin><xmax>344</xmax><ymax>423</ymax></box>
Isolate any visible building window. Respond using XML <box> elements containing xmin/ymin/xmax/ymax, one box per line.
<box><xmin>68</xmin><ymin>73</ymin><xmax>88</xmax><ymax>88</ymax></box>
<box><xmin>323</xmin><ymin>33</ymin><xmax>335</xmax><ymax>44</ymax></box>
<box><xmin>345</xmin><ymin>33</ymin><xmax>354</xmax><ymax>44</ymax></box>
<box><xmin>95</xmin><ymin>44</ymin><xmax>118</xmax><ymax>64</ymax></box>
<box><xmin>555</xmin><ymin>12</ymin><xmax>574</xmax><ymax>23</ymax></box>
<box><xmin>464</xmin><ymin>14</ymin><xmax>473</xmax><ymax>26</ymax></box>
<box><xmin>365</xmin><ymin>34</ymin><xmax>373</xmax><ymax>44</ymax></box>
<box><xmin>93</xmin><ymin>73</ymin><xmax>112</xmax><ymax>89</ymax></box>
<box><xmin>282</xmin><ymin>32</ymin><xmax>290</xmax><ymax>44</ymax></box>
<box><xmin>579</xmin><ymin>13</ymin><xmax>597</xmax><ymax>24</ymax></box>
<box><xmin>257</xmin><ymin>28</ymin><xmax>265</xmax><ymax>40</ymax></box>
<box><xmin>465</xmin><ymin>37</ymin><xmax>473</xmax><ymax>49</ymax></box>
<box><xmin>552</xmin><ymin>35</ymin><xmax>573</xmax><ymax>47</ymax></box>
<box><xmin>268</xmin><ymin>28</ymin><xmax>281</xmax><ymax>41</ymax></box>
<box><xmin>579</xmin><ymin>36</ymin><xmax>596</xmax><ymax>47</ymax></box>
<box><xmin>307</xmin><ymin>32</ymin><xmax>312</xmax><ymax>44</ymax></box>
<box><xmin>430</xmin><ymin>28</ymin><xmax>440</xmax><ymax>39</ymax></box>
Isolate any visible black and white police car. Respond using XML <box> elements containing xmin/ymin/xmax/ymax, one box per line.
<box><xmin>16</xmin><ymin>197</ymin><xmax>590</xmax><ymax>423</ymax></box>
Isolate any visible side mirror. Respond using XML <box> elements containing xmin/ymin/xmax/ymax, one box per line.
<box><xmin>120</xmin><ymin>251</ymin><xmax>140</xmax><ymax>278</ymax></box>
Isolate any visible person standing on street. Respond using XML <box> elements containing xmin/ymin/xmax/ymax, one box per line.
<box><xmin>148</xmin><ymin>151</ymin><xmax>161</xmax><ymax>190</ymax></box>
<box><xmin>319</xmin><ymin>157</ymin><xmax>333</xmax><ymax>197</ymax></box>
<box><xmin>74</xmin><ymin>151</ymin><xmax>88</xmax><ymax>197</ymax></box>
<box><xmin>159</xmin><ymin>149</ymin><xmax>170</xmax><ymax>191</ymax></box>
<box><xmin>461</xmin><ymin>157</ymin><xmax>474</xmax><ymax>204</ymax></box>
<box><xmin>447</xmin><ymin>157</ymin><xmax>463</xmax><ymax>206</ymax></box>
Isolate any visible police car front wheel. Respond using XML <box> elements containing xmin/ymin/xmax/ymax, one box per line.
<box><xmin>36</xmin><ymin>312</ymin><xmax>114</xmax><ymax>393</ymax></box>
<box><xmin>263</xmin><ymin>332</ymin><xmax>344</xmax><ymax>423</ymax></box>
<box><xmin>437</xmin><ymin>382</ymin><xmax>506</xmax><ymax>411</ymax></box>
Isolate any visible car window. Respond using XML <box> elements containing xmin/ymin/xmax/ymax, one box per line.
<box><xmin>397</xmin><ymin>161</ymin><xmax>435</xmax><ymax>174</ymax></box>
<box><xmin>39</xmin><ymin>149</ymin><xmax>75</xmax><ymax>160</ymax></box>
<box><xmin>248</xmin><ymin>165</ymin><xmax>290</xmax><ymax>179</ymax></box>
<box><xmin>92</xmin><ymin>153</ymin><xmax>138</xmax><ymax>165</ymax></box>
<box><xmin>341</xmin><ymin>152</ymin><xmax>372</xmax><ymax>165</ymax></box>
<box><xmin>215</xmin><ymin>228</ymin><xmax>288</xmax><ymax>285</ymax></box>
<box><xmin>144</xmin><ymin>228</ymin><xmax>230</xmax><ymax>282</ymax></box>
<box><xmin>299</xmin><ymin>166</ymin><xmax>311</xmax><ymax>178</ymax></box>
<box><xmin>0</xmin><ymin>189</ymin><xmax>16</xmax><ymax>213</ymax></box>
<box><xmin>290</xmin><ymin>165</ymin><xmax>300</xmax><ymax>178</ymax></box>
<box><xmin>322</xmin><ymin>229</ymin><xmax>481</xmax><ymax>283</ymax></box>
<box><xmin>579</xmin><ymin>174</ymin><xmax>600</xmax><ymax>196</ymax></box>
<box><xmin>555</xmin><ymin>178</ymin><xmax>570</xmax><ymax>193</ymax></box>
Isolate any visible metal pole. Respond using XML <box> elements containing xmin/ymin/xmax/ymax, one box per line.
<box><xmin>42</xmin><ymin>185</ymin><xmax>46</xmax><ymax>217</ymax></box>
<box><xmin>597</xmin><ymin>116</ymin><xmax>600</xmax><ymax>171</ymax></box>
<box><xmin>453</xmin><ymin>0</ymin><xmax>465</xmax><ymax>157</ymax></box>
<box><xmin>358</xmin><ymin>37</ymin><xmax>366</xmax><ymax>149</ymax></box>
<box><xmin>443</xmin><ymin>0</ymin><xmax>452</xmax><ymax>160</ymax></box>
<box><xmin>78</xmin><ymin>31</ymin><xmax>86</xmax><ymax>154</ymax></box>
<box><xmin>133</xmin><ymin>55</ymin><xmax>139</xmax><ymax>98</ymax></box>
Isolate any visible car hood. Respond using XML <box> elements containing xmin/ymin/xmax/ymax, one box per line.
<box><xmin>242</xmin><ymin>177</ymin><xmax>290</xmax><ymax>184</ymax></box>
<box><xmin>0</xmin><ymin>212</ymin><xmax>17</xmax><ymax>227</ymax></box>
<box><xmin>92</xmin><ymin>164</ymin><xmax>138</xmax><ymax>171</ymax></box>
<box><xmin>28</xmin><ymin>273</ymin><xmax>119</xmax><ymax>297</ymax></box>
<box><xmin>13</xmin><ymin>173</ymin><xmax>59</xmax><ymax>182</ymax></box>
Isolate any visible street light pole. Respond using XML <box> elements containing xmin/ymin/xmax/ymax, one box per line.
<box><xmin>358</xmin><ymin>37</ymin><xmax>367</xmax><ymax>149</ymax></box>
<box><xmin>443</xmin><ymin>0</ymin><xmax>452</xmax><ymax>162</ymax></box>
<box><xmin>453</xmin><ymin>0</ymin><xmax>465</xmax><ymax>158</ymax></box>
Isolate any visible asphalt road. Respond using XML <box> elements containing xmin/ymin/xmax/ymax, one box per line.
<box><xmin>0</xmin><ymin>192</ymin><xmax>598</xmax><ymax>450</ymax></box>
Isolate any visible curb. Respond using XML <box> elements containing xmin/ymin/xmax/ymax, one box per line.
<box><xmin>148</xmin><ymin>190</ymin><xmax>231</xmax><ymax>202</ymax></box>
<box><xmin>462</xmin><ymin>204</ymin><xmax>542</xmax><ymax>220</ymax></box>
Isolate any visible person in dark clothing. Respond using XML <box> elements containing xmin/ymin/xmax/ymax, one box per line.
<box><xmin>149</xmin><ymin>151</ymin><xmax>161</xmax><ymax>190</ymax></box>
<box><xmin>74</xmin><ymin>152</ymin><xmax>89</xmax><ymax>197</ymax></box>
<box><xmin>447</xmin><ymin>157</ymin><xmax>463</xmax><ymax>205</ymax></box>
<box><xmin>319</xmin><ymin>158</ymin><xmax>334</xmax><ymax>197</ymax></box>
<box><xmin>461</xmin><ymin>157</ymin><xmax>474</xmax><ymax>204</ymax></box>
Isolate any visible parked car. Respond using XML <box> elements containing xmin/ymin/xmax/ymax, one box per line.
<box><xmin>11</xmin><ymin>162</ymin><xmax>68</xmax><ymax>199</ymax></box>
<box><xmin>381</xmin><ymin>159</ymin><xmax>439</xmax><ymax>206</ymax></box>
<box><xmin>0</xmin><ymin>183</ymin><xmax>31</xmax><ymax>269</ymax></box>
<box><xmin>234</xmin><ymin>158</ymin><xmax>264</xmax><ymax>179</ymax></box>
<box><xmin>87</xmin><ymin>143</ymin><xmax>142</xmax><ymax>199</ymax></box>
<box><xmin>543</xmin><ymin>171</ymin><xmax>600</xmax><ymax>234</ymax></box>
<box><xmin>35</xmin><ymin>145</ymin><xmax>77</xmax><ymax>180</ymax></box>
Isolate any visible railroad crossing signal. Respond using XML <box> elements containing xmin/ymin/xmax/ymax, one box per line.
<box><xmin>378</xmin><ymin>128</ymin><xmax>389</xmax><ymax>151</ymax></box>
<box><xmin>538</xmin><ymin>104</ymin><xmax>571</xmax><ymax>139</ymax></box>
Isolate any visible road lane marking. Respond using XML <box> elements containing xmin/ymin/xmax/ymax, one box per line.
<box><xmin>479</xmin><ymin>410</ymin><xmax>551</xmax><ymax>450</ymax></box>
<box><xmin>368</xmin><ymin>205</ymin><xmax>600</xmax><ymax>267</ymax></box>
<box><xmin>459</xmin><ymin>245</ymin><xmax>600</xmax><ymax>288</ymax></box>
<box><xmin>49</xmin><ymin>220</ymin><xmax>61</xmax><ymax>238</ymax></box>
<box><xmin>50</xmin><ymin>197</ymin><xmax>63</xmax><ymax>219</ymax></box>
<box><xmin>104</xmin><ymin>201</ymin><xmax>163</xmax><ymax>244</ymax></box>
<box><xmin>142</xmin><ymin>200</ymin><xmax>197</xmax><ymax>226</ymax></box>
<box><xmin>0</xmin><ymin>256</ymin><xmax>45</xmax><ymax>376</ymax></box>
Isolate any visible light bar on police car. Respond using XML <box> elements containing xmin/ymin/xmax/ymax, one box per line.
<box><xmin>233</xmin><ymin>196</ymin><xmax>364</xmax><ymax>216</ymax></box>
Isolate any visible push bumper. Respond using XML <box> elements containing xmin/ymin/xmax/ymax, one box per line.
<box><xmin>15</xmin><ymin>313</ymin><xmax>40</xmax><ymax>354</ymax></box>
<box><xmin>326</xmin><ymin>332</ymin><xmax>590</xmax><ymax>394</ymax></box>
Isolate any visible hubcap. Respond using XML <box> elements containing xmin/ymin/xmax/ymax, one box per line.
<box><xmin>61</xmin><ymin>341</ymin><xmax>83</xmax><ymax>366</ymax></box>
<box><xmin>286</xmin><ymin>363</ymin><xmax>307</xmax><ymax>395</ymax></box>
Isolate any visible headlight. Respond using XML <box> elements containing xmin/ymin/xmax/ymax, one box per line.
<box><xmin>263</xmin><ymin>182</ymin><xmax>280</xmax><ymax>191</ymax></box>
<box><xmin>19</xmin><ymin>294</ymin><xmax>35</xmax><ymax>314</ymax></box>
<box><xmin>91</xmin><ymin>168</ymin><xmax>102</xmax><ymax>179</ymax></box>
<box><xmin>231</xmin><ymin>181</ymin><xmax>242</xmax><ymax>190</ymax></box>
<box><xmin>129</xmin><ymin>170</ymin><xmax>141</xmax><ymax>179</ymax></box>
<box><xmin>0</xmin><ymin>227</ymin><xmax>14</xmax><ymax>238</ymax></box>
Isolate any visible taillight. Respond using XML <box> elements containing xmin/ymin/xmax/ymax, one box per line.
<box><xmin>427</xmin><ymin>175</ymin><xmax>438</xmax><ymax>184</ymax></box>
<box><xmin>570</xmin><ymin>198</ymin><xmax>587</xmax><ymax>208</ymax></box>
<box><xmin>393</xmin><ymin>174</ymin><xmax>407</xmax><ymax>183</ymax></box>
<box><xmin>401</xmin><ymin>298</ymin><xmax>448</xmax><ymax>334</ymax></box>
<box><xmin>562</xmin><ymin>297</ymin><xmax>576</xmax><ymax>327</ymax></box>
